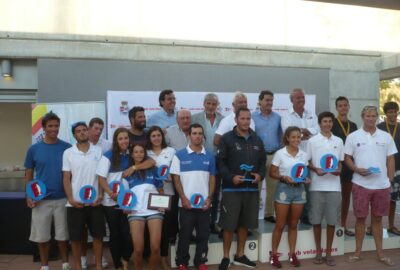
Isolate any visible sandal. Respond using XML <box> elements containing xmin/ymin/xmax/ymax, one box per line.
<box><xmin>325</xmin><ymin>256</ymin><xmax>336</xmax><ymax>266</ymax></box>
<box><xmin>378</xmin><ymin>257</ymin><xmax>395</xmax><ymax>266</ymax></box>
<box><xmin>347</xmin><ymin>255</ymin><xmax>361</xmax><ymax>263</ymax></box>
<box><xmin>312</xmin><ymin>254</ymin><xmax>324</xmax><ymax>264</ymax></box>
<box><xmin>344</xmin><ymin>229</ymin><xmax>355</xmax><ymax>236</ymax></box>
<box><xmin>387</xmin><ymin>227</ymin><xmax>400</xmax><ymax>236</ymax></box>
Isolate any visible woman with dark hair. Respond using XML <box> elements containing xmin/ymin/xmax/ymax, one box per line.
<box><xmin>97</xmin><ymin>127</ymin><xmax>132</xmax><ymax>270</ymax></box>
<box><xmin>146</xmin><ymin>126</ymin><xmax>176</xmax><ymax>270</ymax></box>
<box><xmin>127</xmin><ymin>143</ymin><xmax>164</xmax><ymax>270</ymax></box>
<box><xmin>268</xmin><ymin>126</ymin><xmax>309</xmax><ymax>268</ymax></box>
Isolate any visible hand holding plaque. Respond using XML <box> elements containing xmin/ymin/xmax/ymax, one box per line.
<box><xmin>117</xmin><ymin>190</ymin><xmax>137</xmax><ymax>212</ymax></box>
<box><xmin>190</xmin><ymin>193</ymin><xmax>205</xmax><ymax>209</ymax></box>
<box><xmin>26</xmin><ymin>179</ymin><xmax>48</xmax><ymax>203</ymax></box>
<box><xmin>148</xmin><ymin>193</ymin><xmax>171</xmax><ymax>211</ymax></box>
<box><xmin>320</xmin><ymin>154</ymin><xmax>338</xmax><ymax>173</ymax></box>
<box><xmin>290</xmin><ymin>163</ymin><xmax>308</xmax><ymax>183</ymax></box>
<box><xmin>240</xmin><ymin>164</ymin><xmax>255</xmax><ymax>182</ymax></box>
<box><xmin>108</xmin><ymin>180</ymin><xmax>125</xmax><ymax>201</ymax></box>
<box><xmin>79</xmin><ymin>185</ymin><xmax>97</xmax><ymax>205</ymax></box>
<box><xmin>156</xmin><ymin>165</ymin><xmax>170</xmax><ymax>181</ymax></box>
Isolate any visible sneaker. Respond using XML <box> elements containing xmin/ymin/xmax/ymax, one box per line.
<box><xmin>269</xmin><ymin>252</ymin><xmax>282</xmax><ymax>268</ymax></box>
<box><xmin>62</xmin><ymin>263</ymin><xmax>71</xmax><ymax>270</ymax></box>
<box><xmin>81</xmin><ymin>256</ymin><xmax>88</xmax><ymax>269</ymax></box>
<box><xmin>177</xmin><ymin>264</ymin><xmax>188</xmax><ymax>270</ymax></box>
<box><xmin>219</xmin><ymin>257</ymin><xmax>230</xmax><ymax>270</ymax></box>
<box><xmin>197</xmin><ymin>263</ymin><xmax>208</xmax><ymax>270</ymax></box>
<box><xmin>233</xmin><ymin>255</ymin><xmax>256</xmax><ymax>268</ymax></box>
<box><xmin>264</xmin><ymin>216</ymin><xmax>276</xmax><ymax>223</ymax></box>
<box><xmin>102</xmin><ymin>256</ymin><xmax>109</xmax><ymax>268</ymax></box>
<box><xmin>288</xmin><ymin>253</ymin><xmax>300</xmax><ymax>267</ymax></box>
<box><xmin>40</xmin><ymin>266</ymin><xmax>49</xmax><ymax>270</ymax></box>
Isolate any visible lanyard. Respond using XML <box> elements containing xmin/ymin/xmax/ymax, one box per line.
<box><xmin>337</xmin><ymin>117</ymin><xmax>350</xmax><ymax>137</ymax></box>
<box><xmin>385</xmin><ymin>120</ymin><xmax>398</xmax><ymax>139</ymax></box>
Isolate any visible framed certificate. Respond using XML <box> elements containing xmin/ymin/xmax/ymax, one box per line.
<box><xmin>148</xmin><ymin>193</ymin><xmax>172</xmax><ymax>210</ymax></box>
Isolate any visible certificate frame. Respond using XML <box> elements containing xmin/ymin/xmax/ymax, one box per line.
<box><xmin>147</xmin><ymin>193</ymin><xmax>172</xmax><ymax>210</ymax></box>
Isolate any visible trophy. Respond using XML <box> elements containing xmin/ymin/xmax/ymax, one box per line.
<box><xmin>26</xmin><ymin>179</ymin><xmax>47</xmax><ymax>202</ymax></box>
<box><xmin>320</xmin><ymin>154</ymin><xmax>338</xmax><ymax>173</ymax></box>
<box><xmin>117</xmin><ymin>190</ymin><xmax>137</xmax><ymax>211</ymax></box>
<box><xmin>190</xmin><ymin>193</ymin><xmax>205</xmax><ymax>208</ymax></box>
<box><xmin>290</xmin><ymin>163</ymin><xmax>308</xmax><ymax>183</ymax></box>
<box><xmin>240</xmin><ymin>164</ymin><xmax>255</xmax><ymax>182</ymax></box>
<box><xmin>79</xmin><ymin>185</ymin><xmax>97</xmax><ymax>205</ymax></box>
<box><xmin>156</xmin><ymin>165</ymin><xmax>170</xmax><ymax>180</ymax></box>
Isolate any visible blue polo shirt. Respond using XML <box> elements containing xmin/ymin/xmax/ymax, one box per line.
<box><xmin>170</xmin><ymin>146</ymin><xmax>216</xmax><ymax>207</ymax></box>
<box><xmin>252</xmin><ymin>110</ymin><xmax>283</xmax><ymax>153</ymax></box>
<box><xmin>147</xmin><ymin>109</ymin><xmax>177</xmax><ymax>129</ymax></box>
<box><xmin>24</xmin><ymin>139</ymin><xmax>71</xmax><ymax>199</ymax></box>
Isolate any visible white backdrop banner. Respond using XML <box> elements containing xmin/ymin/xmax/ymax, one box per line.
<box><xmin>107</xmin><ymin>90</ymin><xmax>315</xmax><ymax>219</ymax></box>
<box><xmin>107</xmin><ymin>90</ymin><xmax>316</xmax><ymax>138</ymax></box>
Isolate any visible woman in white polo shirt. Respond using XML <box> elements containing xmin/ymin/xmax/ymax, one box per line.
<box><xmin>146</xmin><ymin>126</ymin><xmax>176</xmax><ymax>270</ymax></box>
<box><xmin>127</xmin><ymin>143</ymin><xmax>164</xmax><ymax>270</ymax></box>
<box><xmin>97</xmin><ymin>127</ymin><xmax>132</xmax><ymax>270</ymax></box>
<box><xmin>268</xmin><ymin>126</ymin><xmax>309</xmax><ymax>268</ymax></box>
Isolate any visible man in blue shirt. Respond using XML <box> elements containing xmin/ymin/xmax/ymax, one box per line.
<box><xmin>171</xmin><ymin>123</ymin><xmax>216</xmax><ymax>270</ymax></box>
<box><xmin>252</xmin><ymin>90</ymin><xmax>282</xmax><ymax>223</ymax></box>
<box><xmin>147</xmin><ymin>89</ymin><xmax>177</xmax><ymax>129</ymax></box>
<box><xmin>24</xmin><ymin>112</ymin><xmax>72</xmax><ymax>270</ymax></box>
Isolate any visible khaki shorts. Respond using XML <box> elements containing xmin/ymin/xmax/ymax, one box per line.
<box><xmin>309</xmin><ymin>191</ymin><xmax>341</xmax><ymax>226</ymax></box>
<box><xmin>29</xmin><ymin>198</ymin><xmax>69</xmax><ymax>243</ymax></box>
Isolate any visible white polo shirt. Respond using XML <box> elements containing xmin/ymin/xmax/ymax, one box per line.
<box><xmin>215</xmin><ymin>112</ymin><xmax>255</xmax><ymax>136</ymax></box>
<box><xmin>281</xmin><ymin>108</ymin><xmax>319</xmax><ymax>151</ymax></box>
<box><xmin>147</xmin><ymin>147</ymin><xmax>176</xmax><ymax>195</ymax></box>
<box><xmin>344</xmin><ymin>128</ymin><xmax>397</xmax><ymax>189</ymax></box>
<box><xmin>92</xmin><ymin>138</ymin><xmax>112</xmax><ymax>154</ymax></box>
<box><xmin>170</xmin><ymin>146</ymin><xmax>216</xmax><ymax>207</ymax></box>
<box><xmin>271</xmin><ymin>147</ymin><xmax>309</xmax><ymax>179</ymax></box>
<box><xmin>96</xmin><ymin>156</ymin><xmax>129</xmax><ymax>207</ymax></box>
<box><xmin>62</xmin><ymin>144</ymin><xmax>103</xmax><ymax>206</ymax></box>
<box><xmin>307</xmin><ymin>133</ymin><xmax>344</xmax><ymax>191</ymax></box>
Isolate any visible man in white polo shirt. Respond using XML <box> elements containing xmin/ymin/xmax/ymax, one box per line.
<box><xmin>344</xmin><ymin>105</ymin><xmax>397</xmax><ymax>266</ymax></box>
<box><xmin>307</xmin><ymin>112</ymin><xmax>344</xmax><ymax>266</ymax></box>
<box><xmin>281</xmin><ymin>88</ymin><xmax>319</xmax><ymax>225</ymax></box>
<box><xmin>213</xmin><ymin>91</ymin><xmax>255</xmax><ymax>146</ymax></box>
<box><xmin>63</xmin><ymin>122</ymin><xmax>105</xmax><ymax>270</ymax></box>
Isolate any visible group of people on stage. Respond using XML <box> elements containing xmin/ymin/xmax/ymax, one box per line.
<box><xmin>25</xmin><ymin>88</ymin><xmax>399</xmax><ymax>270</ymax></box>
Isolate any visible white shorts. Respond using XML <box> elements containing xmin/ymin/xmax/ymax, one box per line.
<box><xmin>29</xmin><ymin>198</ymin><xmax>69</xmax><ymax>243</ymax></box>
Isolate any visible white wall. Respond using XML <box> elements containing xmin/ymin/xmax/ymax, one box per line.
<box><xmin>0</xmin><ymin>0</ymin><xmax>399</xmax><ymax>53</ymax></box>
